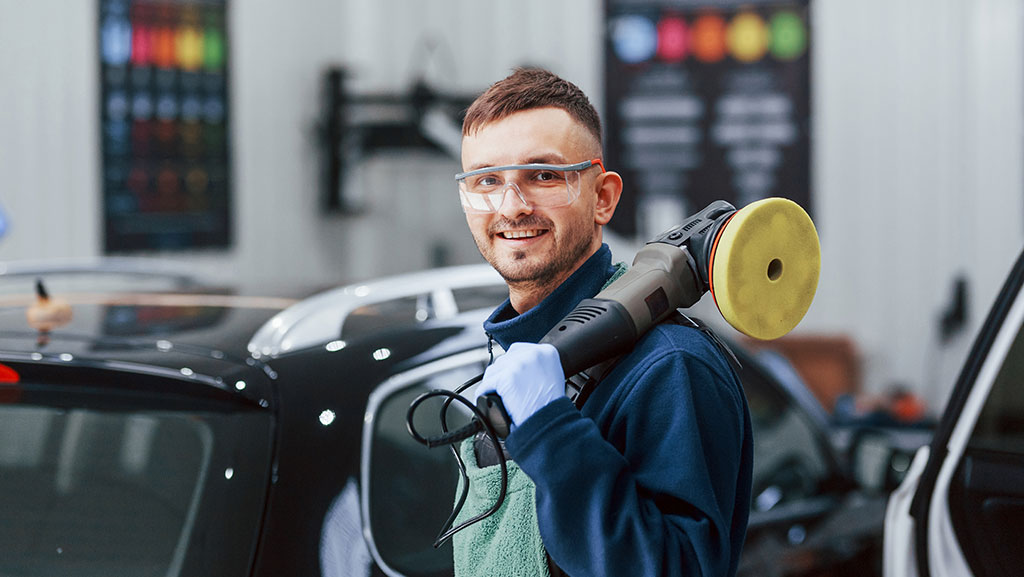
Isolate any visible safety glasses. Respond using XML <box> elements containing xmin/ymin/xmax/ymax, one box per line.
<box><xmin>456</xmin><ymin>159</ymin><xmax>605</xmax><ymax>214</ymax></box>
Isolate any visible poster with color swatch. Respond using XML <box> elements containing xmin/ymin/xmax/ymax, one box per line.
<box><xmin>100</xmin><ymin>0</ymin><xmax>231</xmax><ymax>252</ymax></box>
<box><xmin>604</xmin><ymin>0</ymin><xmax>810</xmax><ymax>238</ymax></box>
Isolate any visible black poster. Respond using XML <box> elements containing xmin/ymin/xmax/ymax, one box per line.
<box><xmin>604</xmin><ymin>0</ymin><xmax>811</xmax><ymax>238</ymax></box>
<box><xmin>99</xmin><ymin>0</ymin><xmax>231</xmax><ymax>252</ymax></box>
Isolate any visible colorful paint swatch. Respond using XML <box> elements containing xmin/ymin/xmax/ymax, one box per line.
<box><xmin>691</xmin><ymin>14</ymin><xmax>727</xmax><ymax>63</ymax></box>
<box><xmin>770</xmin><ymin>11</ymin><xmax>807</xmax><ymax>60</ymax></box>
<box><xmin>176</xmin><ymin>26</ymin><xmax>204</xmax><ymax>71</ymax></box>
<box><xmin>100</xmin><ymin>0</ymin><xmax>231</xmax><ymax>252</ymax></box>
<box><xmin>657</xmin><ymin>16</ymin><xmax>689</xmax><ymax>62</ymax></box>
<box><xmin>728</xmin><ymin>12</ymin><xmax>770</xmax><ymax>63</ymax></box>
<box><xmin>612</xmin><ymin>8</ymin><xmax>809</xmax><ymax>66</ymax></box>
<box><xmin>604</xmin><ymin>1</ymin><xmax>811</xmax><ymax>238</ymax></box>
<box><xmin>612</xmin><ymin>15</ymin><xmax>658</xmax><ymax>64</ymax></box>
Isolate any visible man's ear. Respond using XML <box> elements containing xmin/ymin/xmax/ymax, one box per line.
<box><xmin>593</xmin><ymin>170</ymin><xmax>623</xmax><ymax>225</ymax></box>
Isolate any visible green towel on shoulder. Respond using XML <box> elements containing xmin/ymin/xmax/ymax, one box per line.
<box><xmin>452</xmin><ymin>438</ymin><xmax>550</xmax><ymax>577</ymax></box>
<box><xmin>605</xmin><ymin>261</ymin><xmax>629</xmax><ymax>288</ymax></box>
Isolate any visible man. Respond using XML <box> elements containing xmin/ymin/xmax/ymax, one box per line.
<box><xmin>455</xmin><ymin>68</ymin><xmax>752</xmax><ymax>577</ymax></box>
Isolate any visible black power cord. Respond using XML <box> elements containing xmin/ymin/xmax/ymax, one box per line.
<box><xmin>406</xmin><ymin>373</ymin><xmax>510</xmax><ymax>547</ymax></box>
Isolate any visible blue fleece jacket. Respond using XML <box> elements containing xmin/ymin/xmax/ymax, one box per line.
<box><xmin>484</xmin><ymin>244</ymin><xmax>753</xmax><ymax>577</ymax></box>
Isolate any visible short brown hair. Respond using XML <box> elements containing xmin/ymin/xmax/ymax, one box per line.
<box><xmin>462</xmin><ymin>68</ymin><xmax>602</xmax><ymax>149</ymax></box>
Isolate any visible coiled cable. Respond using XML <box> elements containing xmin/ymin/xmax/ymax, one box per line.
<box><xmin>406</xmin><ymin>373</ymin><xmax>508</xmax><ymax>547</ymax></box>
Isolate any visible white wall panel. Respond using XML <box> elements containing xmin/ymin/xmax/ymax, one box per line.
<box><xmin>808</xmin><ymin>0</ymin><xmax>1023</xmax><ymax>407</ymax></box>
<box><xmin>338</xmin><ymin>0</ymin><xmax>602</xmax><ymax>97</ymax></box>
<box><xmin>0</xmin><ymin>1</ymin><xmax>99</xmax><ymax>261</ymax></box>
<box><xmin>0</xmin><ymin>0</ymin><xmax>1021</xmax><ymax>411</ymax></box>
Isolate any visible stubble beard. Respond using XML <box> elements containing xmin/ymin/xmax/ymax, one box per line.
<box><xmin>474</xmin><ymin>214</ymin><xmax>597</xmax><ymax>297</ymax></box>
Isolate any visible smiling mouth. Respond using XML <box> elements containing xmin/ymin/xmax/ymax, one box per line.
<box><xmin>498</xmin><ymin>230</ymin><xmax>546</xmax><ymax>240</ymax></box>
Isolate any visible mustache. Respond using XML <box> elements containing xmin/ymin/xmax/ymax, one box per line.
<box><xmin>487</xmin><ymin>215</ymin><xmax>554</xmax><ymax>236</ymax></box>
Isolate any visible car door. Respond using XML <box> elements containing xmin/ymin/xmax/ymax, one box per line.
<box><xmin>884</xmin><ymin>249</ymin><xmax>1024</xmax><ymax>577</ymax></box>
<box><xmin>361</xmin><ymin>335</ymin><xmax>888</xmax><ymax>577</ymax></box>
<box><xmin>360</xmin><ymin>347</ymin><xmax>492</xmax><ymax>577</ymax></box>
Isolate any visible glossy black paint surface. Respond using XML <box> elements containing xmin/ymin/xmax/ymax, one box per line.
<box><xmin>251</xmin><ymin>323</ymin><xmax>485</xmax><ymax>577</ymax></box>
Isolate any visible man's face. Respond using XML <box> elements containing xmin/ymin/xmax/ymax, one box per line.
<box><xmin>461</xmin><ymin>107</ymin><xmax>603</xmax><ymax>290</ymax></box>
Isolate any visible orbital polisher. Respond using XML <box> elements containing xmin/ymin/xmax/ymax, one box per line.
<box><xmin>477</xmin><ymin>197</ymin><xmax>821</xmax><ymax>435</ymax></box>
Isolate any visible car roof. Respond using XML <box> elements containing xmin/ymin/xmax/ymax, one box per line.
<box><xmin>0</xmin><ymin>295</ymin><xmax>291</xmax><ymax>361</ymax></box>
<box><xmin>0</xmin><ymin>259</ymin><xmax>297</xmax><ymax>372</ymax></box>
<box><xmin>247</xmin><ymin>263</ymin><xmax>504</xmax><ymax>358</ymax></box>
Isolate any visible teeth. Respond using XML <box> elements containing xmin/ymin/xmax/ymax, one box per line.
<box><xmin>501</xmin><ymin>230</ymin><xmax>541</xmax><ymax>239</ymax></box>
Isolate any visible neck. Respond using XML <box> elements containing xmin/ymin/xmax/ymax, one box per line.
<box><xmin>507</xmin><ymin>273</ymin><xmax>569</xmax><ymax>314</ymax></box>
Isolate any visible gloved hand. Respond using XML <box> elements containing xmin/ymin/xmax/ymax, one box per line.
<box><xmin>478</xmin><ymin>342</ymin><xmax>565</xmax><ymax>429</ymax></box>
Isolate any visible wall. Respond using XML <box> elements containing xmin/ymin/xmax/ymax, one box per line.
<box><xmin>0</xmin><ymin>0</ymin><xmax>1021</xmax><ymax>410</ymax></box>
<box><xmin>0</xmin><ymin>2</ymin><xmax>99</xmax><ymax>261</ymax></box>
<box><xmin>811</xmin><ymin>0</ymin><xmax>1024</xmax><ymax>407</ymax></box>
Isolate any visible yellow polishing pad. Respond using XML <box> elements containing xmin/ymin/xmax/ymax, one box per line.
<box><xmin>710</xmin><ymin>198</ymin><xmax>820</xmax><ymax>340</ymax></box>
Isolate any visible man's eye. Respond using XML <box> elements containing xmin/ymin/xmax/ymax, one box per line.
<box><xmin>533</xmin><ymin>170</ymin><xmax>563</xmax><ymax>183</ymax></box>
<box><xmin>476</xmin><ymin>176</ymin><xmax>501</xmax><ymax>188</ymax></box>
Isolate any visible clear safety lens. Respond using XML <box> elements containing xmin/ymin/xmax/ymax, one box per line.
<box><xmin>456</xmin><ymin>160</ymin><xmax>601</xmax><ymax>214</ymax></box>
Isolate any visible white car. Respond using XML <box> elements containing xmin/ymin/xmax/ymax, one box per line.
<box><xmin>884</xmin><ymin>249</ymin><xmax>1024</xmax><ymax>577</ymax></box>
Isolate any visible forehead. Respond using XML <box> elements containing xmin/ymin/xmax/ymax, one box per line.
<box><xmin>461</xmin><ymin>107</ymin><xmax>596</xmax><ymax>169</ymax></box>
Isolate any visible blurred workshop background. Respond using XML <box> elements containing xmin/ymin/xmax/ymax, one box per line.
<box><xmin>0</xmin><ymin>0</ymin><xmax>1021</xmax><ymax>419</ymax></box>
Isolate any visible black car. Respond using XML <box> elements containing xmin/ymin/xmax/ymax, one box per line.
<box><xmin>0</xmin><ymin>260</ymin><xmax>903</xmax><ymax>576</ymax></box>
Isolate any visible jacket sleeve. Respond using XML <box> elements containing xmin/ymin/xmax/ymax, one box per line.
<box><xmin>504</xmin><ymin>339</ymin><xmax>750</xmax><ymax>577</ymax></box>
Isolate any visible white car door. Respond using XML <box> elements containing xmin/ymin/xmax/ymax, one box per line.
<box><xmin>884</xmin><ymin>250</ymin><xmax>1024</xmax><ymax>577</ymax></box>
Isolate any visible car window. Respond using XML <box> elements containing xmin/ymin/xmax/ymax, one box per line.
<box><xmin>340</xmin><ymin>285</ymin><xmax>507</xmax><ymax>342</ymax></box>
<box><xmin>341</xmin><ymin>296</ymin><xmax>428</xmax><ymax>339</ymax></box>
<box><xmin>451</xmin><ymin>285</ymin><xmax>508</xmax><ymax>312</ymax></box>
<box><xmin>969</xmin><ymin>323</ymin><xmax>1024</xmax><ymax>453</ymax></box>
<box><xmin>741</xmin><ymin>361</ymin><xmax>833</xmax><ymax>512</ymax></box>
<box><xmin>363</xmin><ymin>353</ymin><xmax>489</xmax><ymax>577</ymax></box>
<box><xmin>0</xmin><ymin>400</ymin><xmax>271</xmax><ymax>577</ymax></box>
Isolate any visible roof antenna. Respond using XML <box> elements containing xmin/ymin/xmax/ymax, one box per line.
<box><xmin>27</xmin><ymin>277</ymin><xmax>72</xmax><ymax>337</ymax></box>
<box><xmin>36</xmin><ymin>278</ymin><xmax>50</xmax><ymax>301</ymax></box>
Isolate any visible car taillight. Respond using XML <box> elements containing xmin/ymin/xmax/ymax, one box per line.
<box><xmin>0</xmin><ymin>363</ymin><xmax>19</xmax><ymax>383</ymax></box>
<box><xmin>0</xmin><ymin>363</ymin><xmax>20</xmax><ymax>403</ymax></box>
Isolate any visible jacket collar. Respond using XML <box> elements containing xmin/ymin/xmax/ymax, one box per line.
<box><xmin>484</xmin><ymin>244</ymin><xmax>616</xmax><ymax>350</ymax></box>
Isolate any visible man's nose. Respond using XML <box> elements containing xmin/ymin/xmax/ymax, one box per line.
<box><xmin>496</xmin><ymin>182</ymin><xmax>533</xmax><ymax>218</ymax></box>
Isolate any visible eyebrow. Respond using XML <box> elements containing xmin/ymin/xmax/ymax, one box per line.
<box><xmin>465</xmin><ymin>154</ymin><xmax>571</xmax><ymax>172</ymax></box>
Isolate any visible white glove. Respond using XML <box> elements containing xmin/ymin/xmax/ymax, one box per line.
<box><xmin>478</xmin><ymin>342</ymin><xmax>565</xmax><ymax>428</ymax></box>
